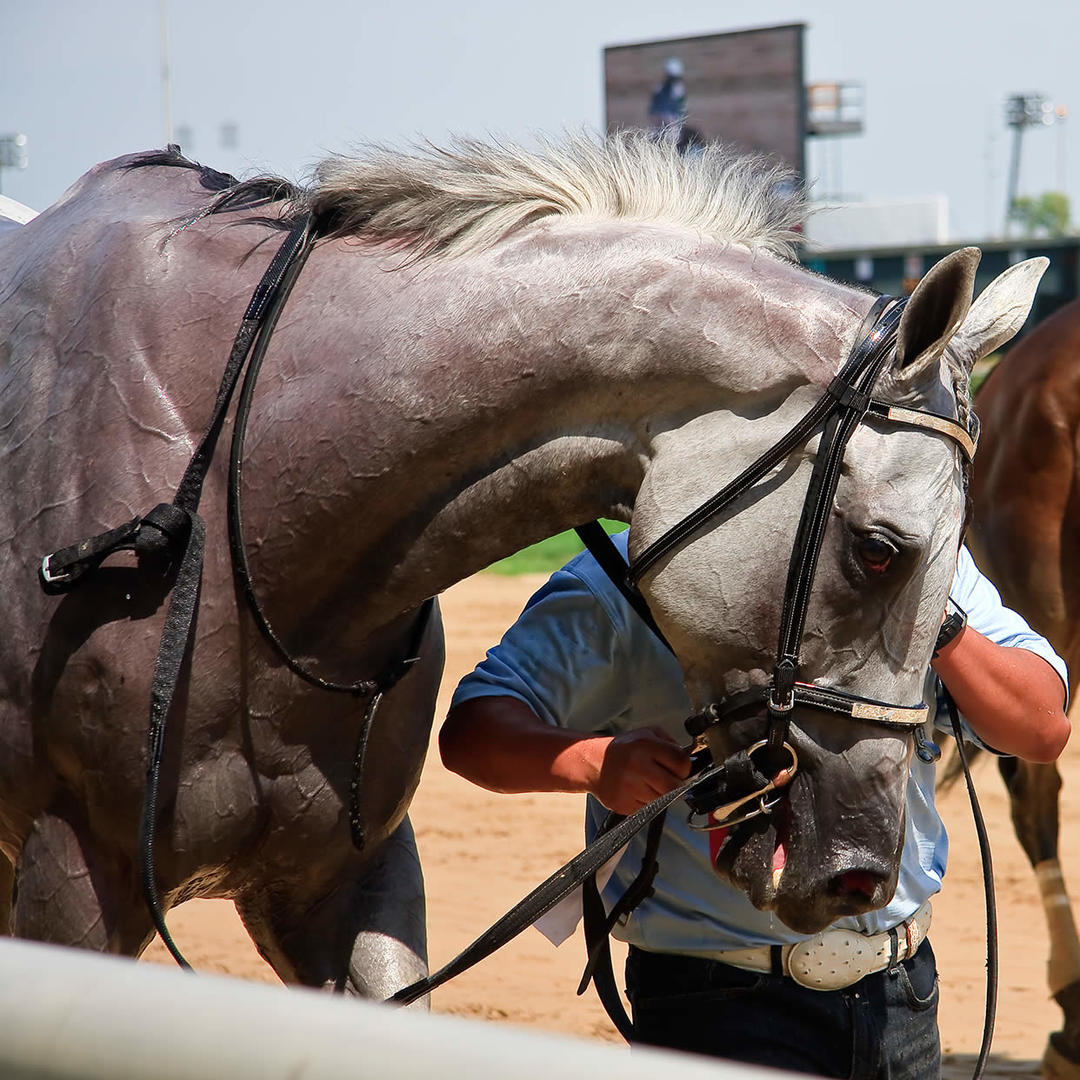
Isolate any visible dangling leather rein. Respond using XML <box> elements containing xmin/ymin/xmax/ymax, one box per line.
<box><xmin>38</xmin><ymin>215</ymin><xmax>433</xmax><ymax>968</ymax></box>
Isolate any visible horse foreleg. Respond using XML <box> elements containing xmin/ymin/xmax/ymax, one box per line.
<box><xmin>12</xmin><ymin>809</ymin><xmax>151</xmax><ymax>954</ymax></box>
<box><xmin>999</xmin><ymin>756</ymin><xmax>1080</xmax><ymax>1078</ymax></box>
<box><xmin>236</xmin><ymin>814</ymin><xmax>428</xmax><ymax>1002</ymax></box>
<box><xmin>341</xmin><ymin>815</ymin><xmax>429</xmax><ymax>1001</ymax></box>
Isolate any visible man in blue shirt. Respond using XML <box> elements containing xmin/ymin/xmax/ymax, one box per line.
<box><xmin>441</xmin><ymin>531</ymin><xmax>1069</xmax><ymax>1079</ymax></box>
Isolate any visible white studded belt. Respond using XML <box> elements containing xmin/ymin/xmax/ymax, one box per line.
<box><xmin>714</xmin><ymin>901</ymin><xmax>932</xmax><ymax>991</ymax></box>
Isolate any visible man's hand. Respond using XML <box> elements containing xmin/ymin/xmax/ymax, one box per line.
<box><xmin>582</xmin><ymin>727</ymin><xmax>693</xmax><ymax>815</ymax></box>
<box><xmin>441</xmin><ymin>697</ymin><xmax>692</xmax><ymax>812</ymax></box>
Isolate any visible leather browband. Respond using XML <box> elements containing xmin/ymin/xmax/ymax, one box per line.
<box><xmin>865</xmin><ymin>401</ymin><xmax>977</xmax><ymax>462</ymax></box>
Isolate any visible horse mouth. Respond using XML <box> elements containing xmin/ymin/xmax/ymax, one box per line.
<box><xmin>710</xmin><ymin>794</ymin><xmax>792</xmax><ymax>896</ymax></box>
<box><xmin>715</xmin><ymin>796</ymin><xmax>793</xmax><ymax>888</ymax></box>
<box><xmin>710</xmin><ymin>782</ymin><xmax>900</xmax><ymax>935</ymax></box>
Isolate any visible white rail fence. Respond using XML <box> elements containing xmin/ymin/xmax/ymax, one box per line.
<box><xmin>0</xmin><ymin>937</ymin><xmax>778</xmax><ymax>1080</ymax></box>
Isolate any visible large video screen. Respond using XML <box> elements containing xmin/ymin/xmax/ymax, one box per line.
<box><xmin>604</xmin><ymin>24</ymin><xmax>806</xmax><ymax>176</ymax></box>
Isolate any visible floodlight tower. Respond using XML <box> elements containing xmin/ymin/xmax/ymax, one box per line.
<box><xmin>1004</xmin><ymin>92</ymin><xmax>1055</xmax><ymax>234</ymax></box>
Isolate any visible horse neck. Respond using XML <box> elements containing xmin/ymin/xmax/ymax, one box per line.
<box><xmin>251</xmin><ymin>222</ymin><xmax>864</xmax><ymax>635</ymax></box>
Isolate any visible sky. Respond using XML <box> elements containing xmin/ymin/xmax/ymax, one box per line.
<box><xmin>2</xmin><ymin>0</ymin><xmax>1079</xmax><ymax>243</ymax></box>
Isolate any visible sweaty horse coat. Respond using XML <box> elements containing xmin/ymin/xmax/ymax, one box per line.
<box><xmin>0</xmin><ymin>135</ymin><xmax>1040</xmax><ymax>994</ymax></box>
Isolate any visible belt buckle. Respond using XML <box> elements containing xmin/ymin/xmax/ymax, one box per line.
<box><xmin>786</xmin><ymin>928</ymin><xmax>879</xmax><ymax>991</ymax></box>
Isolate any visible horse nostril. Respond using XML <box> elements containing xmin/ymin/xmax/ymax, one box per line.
<box><xmin>830</xmin><ymin>870</ymin><xmax>881</xmax><ymax>900</ymax></box>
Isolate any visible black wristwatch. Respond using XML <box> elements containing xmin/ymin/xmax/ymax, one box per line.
<box><xmin>933</xmin><ymin>598</ymin><xmax>967</xmax><ymax>658</ymax></box>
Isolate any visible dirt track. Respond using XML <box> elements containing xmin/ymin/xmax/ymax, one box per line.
<box><xmin>144</xmin><ymin>571</ymin><xmax>1077</xmax><ymax>1077</ymax></box>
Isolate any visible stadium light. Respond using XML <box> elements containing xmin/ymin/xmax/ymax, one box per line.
<box><xmin>1003</xmin><ymin>92</ymin><xmax>1062</xmax><ymax>235</ymax></box>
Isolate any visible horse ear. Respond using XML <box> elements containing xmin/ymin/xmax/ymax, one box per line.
<box><xmin>894</xmin><ymin>247</ymin><xmax>981</xmax><ymax>380</ymax></box>
<box><xmin>947</xmin><ymin>256</ymin><xmax>1049</xmax><ymax>374</ymax></box>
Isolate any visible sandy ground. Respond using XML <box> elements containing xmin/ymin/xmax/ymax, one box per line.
<box><xmin>143</xmin><ymin>572</ymin><xmax>1080</xmax><ymax>1077</ymax></box>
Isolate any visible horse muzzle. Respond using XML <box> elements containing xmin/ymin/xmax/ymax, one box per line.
<box><xmin>701</xmin><ymin>713</ymin><xmax>911</xmax><ymax>934</ymax></box>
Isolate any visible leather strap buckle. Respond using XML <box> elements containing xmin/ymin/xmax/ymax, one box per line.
<box><xmin>826</xmin><ymin>376</ymin><xmax>870</xmax><ymax>412</ymax></box>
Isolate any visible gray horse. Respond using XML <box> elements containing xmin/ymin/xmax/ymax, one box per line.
<box><xmin>0</xmin><ymin>133</ymin><xmax>1041</xmax><ymax>996</ymax></box>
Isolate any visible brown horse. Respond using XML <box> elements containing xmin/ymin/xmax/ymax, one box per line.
<box><xmin>969</xmin><ymin>297</ymin><xmax>1080</xmax><ymax>1078</ymax></box>
<box><xmin>0</xmin><ymin>134</ymin><xmax>1039</xmax><ymax>998</ymax></box>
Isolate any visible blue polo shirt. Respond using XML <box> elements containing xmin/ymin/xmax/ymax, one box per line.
<box><xmin>452</xmin><ymin>532</ymin><xmax>1067</xmax><ymax>954</ymax></box>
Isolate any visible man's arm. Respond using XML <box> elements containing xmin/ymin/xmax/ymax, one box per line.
<box><xmin>932</xmin><ymin>626</ymin><xmax>1069</xmax><ymax>762</ymax></box>
<box><xmin>440</xmin><ymin>695</ymin><xmax>691</xmax><ymax>816</ymax></box>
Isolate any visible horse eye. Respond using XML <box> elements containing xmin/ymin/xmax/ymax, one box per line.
<box><xmin>856</xmin><ymin>535</ymin><xmax>896</xmax><ymax>575</ymax></box>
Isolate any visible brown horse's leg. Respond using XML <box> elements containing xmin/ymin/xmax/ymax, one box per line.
<box><xmin>236</xmin><ymin>815</ymin><xmax>428</xmax><ymax>1001</ymax></box>
<box><xmin>12</xmin><ymin>810</ymin><xmax>151</xmax><ymax>954</ymax></box>
<box><xmin>998</xmin><ymin>755</ymin><xmax>1080</xmax><ymax>1078</ymax></box>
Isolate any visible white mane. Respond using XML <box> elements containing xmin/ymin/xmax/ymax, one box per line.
<box><xmin>305</xmin><ymin>130</ymin><xmax>806</xmax><ymax>262</ymax></box>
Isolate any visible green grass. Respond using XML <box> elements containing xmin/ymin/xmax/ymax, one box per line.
<box><xmin>485</xmin><ymin>519</ymin><xmax>627</xmax><ymax>575</ymax></box>
<box><xmin>970</xmin><ymin>352</ymin><xmax>1001</xmax><ymax>397</ymax></box>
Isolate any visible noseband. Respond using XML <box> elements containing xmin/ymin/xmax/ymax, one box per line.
<box><xmin>579</xmin><ymin>294</ymin><xmax>978</xmax><ymax>786</ymax></box>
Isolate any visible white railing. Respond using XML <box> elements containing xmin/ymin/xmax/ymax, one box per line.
<box><xmin>0</xmin><ymin>937</ymin><xmax>778</xmax><ymax>1080</ymax></box>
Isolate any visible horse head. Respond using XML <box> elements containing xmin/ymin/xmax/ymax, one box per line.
<box><xmin>631</xmin><ymin>248</ymin><xmax>1048</xmax><ymax>933</ymax></box>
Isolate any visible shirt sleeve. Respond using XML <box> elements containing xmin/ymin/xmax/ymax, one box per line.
<box><xmin>450</xmin><ymin>559</ymin><xmax>636</xmax><ymax>733</ymax></box>
<box><xmin>933</xmin><ymin>545</ymin><xmax>1069</xmax><ymax>747</ymax></box>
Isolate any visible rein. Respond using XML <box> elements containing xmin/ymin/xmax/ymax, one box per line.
<box><xmin>38</xmin><ymin>214</ymin><xmax>433</xmax><ymax>967</ymax></box>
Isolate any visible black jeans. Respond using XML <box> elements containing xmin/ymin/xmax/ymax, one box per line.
<box><xmin>625</xmin><ymin>939</ymin><xmax>940</xmax><ymax>1080</ymax></box>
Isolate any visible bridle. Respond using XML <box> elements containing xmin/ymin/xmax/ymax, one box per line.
<box><xmin>578</xmin><ymin>293</ymin><xmax>979</xmax><ymax>824</ymax></box>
